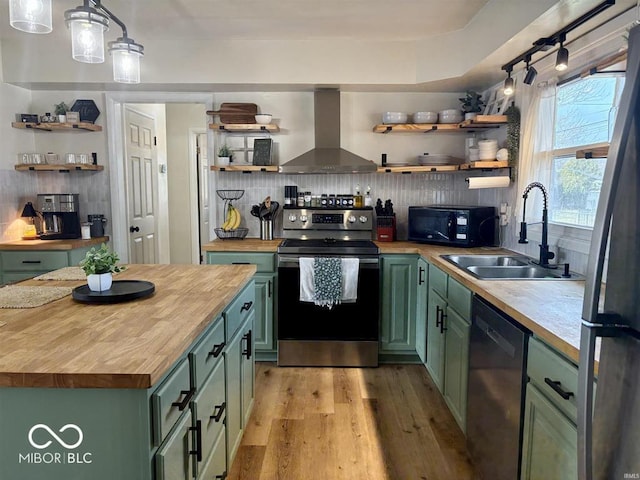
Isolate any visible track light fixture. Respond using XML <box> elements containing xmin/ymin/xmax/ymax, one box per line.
<box><xmin>555</xmin><ymin>34</ymin><xmax>569</xmax><ymax>71</ymax></box>
<box><xmin>9</xmin><ymin>0</ymin><xmax>144</xmax><ymax>84</ymax></box>
<box><xmin>504</xmin><ymin>67</ymin><xmax>515</xmax><ymax>96</ymax></box>
<box><xmin>523</xmin><ymin>56</ymin><xmax>538</xmax><ymax>85</ymax></box>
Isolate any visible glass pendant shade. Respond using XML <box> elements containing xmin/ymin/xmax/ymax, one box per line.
<box><xmin>10</xmin><ymin>0</ymin><xmax>52</xmax><ymax>33</ymax></box>
<box><xmin>109</xmin><ymin>39</ymin><xmax>144</xmax><ymax>84</ymax></box>
<box><xmin>66</xmin><ymin>8</ymin><xmax>109</xmax><ymax>64</ymax></box>
<box><xmin>503</xmin><ymin>76</ymin><xmax>515</xmax><ymax>96</ymax></box>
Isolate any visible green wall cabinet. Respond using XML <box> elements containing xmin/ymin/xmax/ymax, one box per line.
<box><xmin>415</xmin><ymin>257</ymin><xmax>429</xmax><ymax>365</ymax></box>
<box><xmin>0</xmin><ymin>247</ymin><xmax>93</xmax><ymax>285</ymax></box>
<box><xmin>380</xmin><ymin>254</ymin><xmax>418</xmax><ymax>358</ymax></box>
<box><xmin>207</xmin><ymin>252</ymin><xmax>277</xmax><ymax>361</ymax></box>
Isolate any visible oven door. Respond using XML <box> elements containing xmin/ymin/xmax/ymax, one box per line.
<box><xmin>277</xmin><ymin>256</ymin><xmax>379</xmax><ymax>341</ymax></box>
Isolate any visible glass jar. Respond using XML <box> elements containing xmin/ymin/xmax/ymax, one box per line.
<box><xmin>297</xmin><ymin>193</ymin><xmax>305</xmax><ymax>207</ymax></box>
<box><xmin>304</xmin><ymin>191</ymin><xmax>312</xmax><ymax>207</ymax></box>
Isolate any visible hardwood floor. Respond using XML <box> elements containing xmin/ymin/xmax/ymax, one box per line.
<box><xmin>228</xmin><ymin>363</ymin><xmax>475</xmax><ymax>480</ymax></box>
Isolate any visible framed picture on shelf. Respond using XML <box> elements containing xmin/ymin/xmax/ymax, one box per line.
<box><xmin>65</xmin><ymin>111</ymin><xmax>80</xmax><ymax>123</ymax></box>
<box><xmin>252</xmin><ymin>138</ymin><xmax>273</xmax><ymax>166</ymax></box>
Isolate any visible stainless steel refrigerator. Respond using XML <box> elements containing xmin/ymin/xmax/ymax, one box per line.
<box><xmin>578</xmin><ymin>23</ymin><xmax>640</xmax><ymax>480</ymax></box>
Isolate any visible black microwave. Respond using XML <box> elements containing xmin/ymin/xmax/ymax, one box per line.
<box><xmin>408</xmin><ymin>205</ymin><xmax>496</xmax><ymax>247</ymax></box>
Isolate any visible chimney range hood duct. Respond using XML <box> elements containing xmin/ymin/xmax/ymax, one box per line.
<box><xmin>279</xmin><ymin>90</ymin><xmax>377</xmax><ymax>174</ymax></box>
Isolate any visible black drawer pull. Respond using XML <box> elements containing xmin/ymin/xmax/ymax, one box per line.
<box><xmin>211</xmin><ymin>401</ymin><xmax>226</xmax><ymax>422</ymax></box>
<box><xmin>189</xmin><ymin>420</ymin><xmax>203</xmax><ymax>462</ymax></box>
<box><xmin>232</xmin><ymin>262</ymin><xmax>250</xmax><ymax>265</ymax></box>
<box><xmin>240</xmin><ymin>301</ymin><xmax>253</xmax><ymax>313</ymax></box>
<box><xmin>435</xmin><ymin>305</ymin><xmax>442</xmax><ymax>328</ymax></box>
<box><xmin>268</xmin><ymin>280</ymin><xmax>272</xmax><ymax>298</ymax></box>
<box><xmin>208</xmin><ymin>342</ymin><xmax>225</xmax><ymax>358</ymax></box>
<box><xmin>21</xmin><ymin>260</ymin><xmax>42</xmax><ymax>264</ymax></box>
<box><xmin>242</xmin><ymin>330</ymin><xmax>253</xmax><ymax>359</ymax></box>
<box><xmin>544</xmin><ymin>378</ymin><xmax>574</xmax><ymax>400</ymax></box>
<box><xmin>440</xmin><ymin>311</ymin><xmax>447</xmax><ymax>334</ymax></box>
<box><xmin>418</xmin><ymin>266</ymin><xmax>425</xmax><ymax>285</ymax></box>
<box><xmin>171</xmin><ymin>388</ymin><xmax>195</xmax><ymax>411</ymax></box>
<box><xmin>215</xmin><ymin>472</ymin><xmax>227</xmax><ymax>480</ymax></box>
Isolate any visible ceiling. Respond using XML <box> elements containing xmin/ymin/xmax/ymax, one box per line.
<box><xmin>0</xmin><ymin>0</ymin><xmax>636</xmax><ymax>92</ymax></box>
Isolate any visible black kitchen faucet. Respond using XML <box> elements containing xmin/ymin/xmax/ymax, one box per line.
<box><xmin>518</xmin><ymin>182</ymin><xmax>556</xmax><ymax>268</ymax></box>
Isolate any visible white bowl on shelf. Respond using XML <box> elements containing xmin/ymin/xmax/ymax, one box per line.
<box><xmin>438</xmin><ymin>109</ymin><xmax>463</xmax><ymax>124</ymax></box>
<box><xmin>382</xmin><ymin>112</ymin><xmax>408</xmax><ymax>124</ymax></box>
<box><xmin>255</xmin><ymin>114</ymin><xmax>272</xmax><ymax>124</ymax></box>
<box><xmin>412</xmin><ymin>111</ymin><xmax>438</xmax><ymax>124</ymax></box>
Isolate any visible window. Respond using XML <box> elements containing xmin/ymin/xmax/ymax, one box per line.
<box><xmin>549</xmin><ymin>75</ymin><xmax>625</xmax><ymax>228</ymax></box>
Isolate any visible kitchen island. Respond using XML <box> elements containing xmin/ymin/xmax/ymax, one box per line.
<box><xmin>0</xmin><ymin>263</ymin><xmax>256</xmax><ymax>480</ymax></box>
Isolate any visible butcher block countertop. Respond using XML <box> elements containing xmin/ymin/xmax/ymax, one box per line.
<box><xmin>0</xmin><ymin>264</ymin><xmax>256</xmax><ymax>389</ymax></box>
<box><xmin>0</xmin><ymin>236</ymin><xmax>109</xmax><ymax>250</ymax></box>
<box><xmin>203</xmin><ymin>238</ymin><xmax>589</xmax><ymax>364</ymax></box>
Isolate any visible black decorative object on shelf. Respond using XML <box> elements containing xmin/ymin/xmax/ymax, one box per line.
<box><xmin>252</xmin><ymin>138</ymin><xmax>273</xmax><ymax>166</ymax></box>
<box><xmin>72</xmin><ymin>280</ymin><xmax>155</xmax><ymax>303</ymax></box>
<box><xmin>70</xmin><ymin>99</ymin><xmax>101</xmax><ymax>123</ymax></box>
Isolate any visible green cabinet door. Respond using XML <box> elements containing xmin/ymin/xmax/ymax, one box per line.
<box><xmin>225</xmin><ymin>327</ymin><xmax>243</xmax><ymax>467</ymax></box>
<box><xmin>155</xmin><ymin>411</ymin><xmax>195</xmax><ymax>480</ymax></box>
<box><xmin>426</xmin><ymin>288</ymin><xmax>446</xmax><ymax>391</ymax></box>
<box><xmin>443</xmin><ymin>306</ymin><xmax>470</xmax><ymax>433</ymax></box>
<box><xmin>241</xmin><ymin>312</ymin><xmax>256</xmax><ymax>428</ymax></box>
<box><xmin>380</xmin><ymin>255</ymin><xmax>417</xmax><ymax>354</ymax></box>
<box><xmin>521</xmin><ymin>383</ymin><xmax>578</xmax><ymax>480</ymax></box>
<box><xmin>253</xmin><ymin>273</ymin><xmax>276</xmax><ymax>352</ymax></box>
<box><xmin>415</xmin><ymin>258</ymin><xmax>429</xmax><ymax>364</ymax></box>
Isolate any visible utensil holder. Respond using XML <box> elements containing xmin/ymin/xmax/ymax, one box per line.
<box><xmin>260</xmin><ymin>219</ymin><xmax>273</xmax><ymax>240</ymax></box>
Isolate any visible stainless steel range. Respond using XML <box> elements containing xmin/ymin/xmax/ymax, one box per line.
<box><xmin>277</xmin><ymin>207</ymin><xmax>379</xmax><ymax>367</ymax></box>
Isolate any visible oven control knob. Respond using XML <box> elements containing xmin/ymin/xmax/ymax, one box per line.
<box><xmin>348</xmin><ymin>215</ymin><xmax>356</xmax><ymax>223</ymax></box>
<box><xmin>300</xmin><ymin>215</ymin><xmax>308</xmax><ymax>223</ymax></box>
<box><xmin>359</xmin><ymin>216</ymin><xmax>369</xmax><ymax>223</ymax></box>
<box><xmin>288</xmin><ymin>214</ymin><xmax>297</xmax><ymax>222</ymax></box>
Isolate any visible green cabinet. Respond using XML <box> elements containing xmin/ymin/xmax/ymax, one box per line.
<box><xmin>380</xmin><ymin>254</ymin><xmax>417</xmax><ymax>357</ymax></box>
<box><xmin>207</xmin><ymin>252</ymin><xmax>276</xmax><ymax>361</ymax></box>
<box><xmin>415</xmin><ymin>258</ymin><xmax>429</xmax><ymax>364</ymax></box>
<box><xmin>155</xmin><ymin>410</ymin><xmax>195</xmax><ymax>480</ymax></box>
<box><xmin>425</xmin><ymin>262</ymin><xmax>471</xmax><ymax>432</ymax></box>
<box><xmin>0</xmin><ymin>247</ymin><xmax>92</xmax><ymax>285</ymax></box>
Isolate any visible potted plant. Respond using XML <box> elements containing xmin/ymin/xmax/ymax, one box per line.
<box><xmin>218</xmin><ymin>144</ymin><xmax>232</xmax><ymax>166</ymax></box>
<box><xmin>79</xmin><ymin>243</ymin><xmax>125</xmax><ymax>292</ymax></box>
<box><xmin>459</xmin><ymin>91</ymin><xmax>485</xmax><ymax>121</ymax></box>
<box><xmin>54</xmin><ymin>102</ymin><xmax>70</xmax><ymax>123</ymax></box>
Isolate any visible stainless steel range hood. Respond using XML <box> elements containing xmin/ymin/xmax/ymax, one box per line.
<box><xmin>279</xmin><ymin>90</ymin><xmax>377</xmax><ymax>174</ymax></box>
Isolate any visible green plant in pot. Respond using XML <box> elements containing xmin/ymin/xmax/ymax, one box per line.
<box><xmin>54</xmin><ymin>102</ymin><xmax>70</xmax><ymax>123</ymax></box>
<box><xmin>459</xmin><ymin>91</ymin><xmax>485</xmax><ymax>120</ymax></box>
<box><xmin>218</xmin><ymin>144</ymin><xmax>232</xmax><ymax>166</ymax></box>
<box><xmin>79</xmin><ymin>243</ymin><xmax>125</xmax><ymax>292</ymax></box>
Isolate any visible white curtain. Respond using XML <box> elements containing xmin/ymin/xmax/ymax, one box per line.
<box><xmin>515</xmin><ymin>80</ymin><xmax>557</xmax><ymax>224</ymax></box>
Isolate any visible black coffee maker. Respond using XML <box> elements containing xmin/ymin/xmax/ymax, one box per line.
<box><xmin>37</xmin><ymin>194</ymin><xmax>81</xmax><ymax>239</ymax></box>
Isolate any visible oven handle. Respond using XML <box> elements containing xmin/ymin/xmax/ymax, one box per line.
<box><xmin>277</xmin><ymin>256</ymin><xmax>379</xmax><ymax>267</ymax></box>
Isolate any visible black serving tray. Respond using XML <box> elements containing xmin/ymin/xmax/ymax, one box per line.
<box><xmin>72</xmin><ymin>280</ymin><xmax>155</xmax><ymax>304</ymax></box>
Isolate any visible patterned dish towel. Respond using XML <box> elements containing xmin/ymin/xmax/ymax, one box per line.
<box><xmin>299</xmin><ymin>257</ymin><xmax>359</xmax><ymax>309</ymax></box>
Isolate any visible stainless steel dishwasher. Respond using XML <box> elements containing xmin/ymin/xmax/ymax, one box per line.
<box><xmin>467</xmin><ymin>295</ymin><xmax>530</xmax><ymax>480</ymax></box>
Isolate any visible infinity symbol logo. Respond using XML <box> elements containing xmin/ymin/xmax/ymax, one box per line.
<box><xmin>28</xmin><ymin>424</ymin><xmax>83</xmax><ymax>450</ymax></box>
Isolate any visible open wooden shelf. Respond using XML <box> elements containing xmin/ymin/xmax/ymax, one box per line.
<box><xmin>377</xmin><ymin>160</ymin><xmax>509</xmax><ymax>173</ymax></box>
<box><xmin>373</xmin><ymin>115</ymin><xmax>507</xmax><ymax>134</ymax></box>
<box><xmin>15</xmin><ymin>164</ymin><xmax>104</xmax><ymax>172</ymax></box>
<box><xmin>459</xmin><ymin>160</ymin><xmax>509</xmax><ymax>170</ymax></box>
<box><xmin>209</xmin><ymin>123</ymin><xmax>279</xmax><ymax>133</ymax></box>
<box><xmin>576</xmin><ymin>146</ymin><xmax>609</xmax><ymax>159</ymax></box>
<box><xmin>210</xmin><ymin>165</ymin><xmax>278</xmax><ymax>172</ymax></box>
<box><xmin>11</xmin><ymin>121</ymin><xmax>102</xmax><ymax>132</ymax></box>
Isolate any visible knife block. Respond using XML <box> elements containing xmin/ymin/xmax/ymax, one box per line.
<box><xmin>376</xmin><ymin>215</ymin><xmax>396</xmax><ymax>242</ymax></box>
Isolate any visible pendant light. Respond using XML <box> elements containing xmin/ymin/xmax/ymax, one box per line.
<box><xmin>9</xmin><ymin>0</ymin><xmax>52</xmax><ymax>34</ymax></box>
<box><xmin>109</xmin><ymin>37</ymin><xmax>144</xmax><ymax>84</ymax></box>
<box><xmin>555</xmin><ymin>34</ymin><xmax>569</xmax><ymax>71</ymax></box>
<box><xmin>503</xmin><ymin>67</ymin><xmax>514</xmax><ymax>96</ymax></box>
<box><xmin>65</xmin><ymin>2</ymin><xmax>110</xmax><ymax>64</ymax></box>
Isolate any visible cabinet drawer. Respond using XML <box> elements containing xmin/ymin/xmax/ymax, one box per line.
<box><xmin>198</xmin><ymin>426</ymin><xmax>227</xmax><ymax>480</ymax></box>
<box><xmin>190</xmin><ymin>319</ymin><xmax>225</xmax><ymax>390</ymax></box>
<box><xmin>155</xmin><ymin>410</ymin><xmax>194</xmax><ymax>480</ymax></box>
<box><xmin>527</xmin><ymin>337</ymin><xmax>578</xmax><ymax>422</ymax></box>
<box><xmin>207</xmin><ymin>252</ymin><xmax>275</xmax><ymax>272</ymax></box>
<box><xmin>1</xmin><ymin>251</ymin><xmax>68</xmax><ymax>272</ymax></box>
<box><xmin>429</xmin><ymin>263</ymin><xmax>448</xmax><ymax>297</ymax></box>
<box><xmin>447</xmin><ymin>276</ymin><xmax>472</xmax><ymax>321</ymax></box>
<box><xmin>194</xmin><ymin>360</ymin><xmax>226</xmax><ymax>465</ymax></box>
<box><xmin>152</xmin><ymin>358</ymin><xmax>193</xmax><ymax>446</ymax></box>
<box><xmin>225</xmin><ymin>281</ymin><xmax>256</xmax><ymax>341</ymax></box>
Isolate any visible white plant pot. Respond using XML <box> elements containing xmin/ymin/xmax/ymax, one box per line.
<box><xmin>464</xmin><ymin>112</ymin><xmax>478</xmax><ymax>121</ymax></box>
<box><xmin>58</xmin><ymin>114</ymin><xmax>66</xmax><ymax>123</ymax></box>
<box><xmin>217</xmin><ymin>156</ymin><xmax>230</xmax><ymax>166</ymax></box>
<box><xmin>87</xmin><ymin>273</ymin><xmax>113</xmax><ymax>292</ymax></box>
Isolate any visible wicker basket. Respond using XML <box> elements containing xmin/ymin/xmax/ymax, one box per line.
<box><xmin>214</xmin><ymin>227</ymin><xmax>249</xmax><ymax>240</ymax></box>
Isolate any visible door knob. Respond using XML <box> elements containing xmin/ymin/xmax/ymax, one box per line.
<box><xmin>129</xmin><ymin>226</ymin><xmax>140</xmax><ymax>233</ymax></box>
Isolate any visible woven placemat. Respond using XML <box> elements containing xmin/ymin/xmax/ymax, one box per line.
<box><xmin>0</xmin><ymin>286</ymin><xmax>72</xmax><ymax>309</ymax></box>
<box><xmin>34</xmin><ymin>267</ymin><xmax>86</xmax><ymax>281</ymax></box>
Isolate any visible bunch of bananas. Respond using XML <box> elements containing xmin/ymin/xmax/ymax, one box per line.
<box><xmin>222</xmin><ymin>204</ymin><xmax>242</xmax><ymax>231</ymax></box>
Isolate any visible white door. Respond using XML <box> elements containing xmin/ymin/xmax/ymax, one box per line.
<box><xmin>124</xmin><ymin>107</ymin><xmax>158</xmax><ymax>264</ymax></box>
<box><xmin>196</xmin><ymin>132</ymin><xmax>210</xmax><ymax>262</ymax></box>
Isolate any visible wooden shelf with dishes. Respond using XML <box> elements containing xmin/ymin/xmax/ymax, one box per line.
<box><xmin>14</xmin><ymin>164</ymin><xmax>104</xmax><ymax>172</ymax></box>
<box><xmin>11</xmin><ymin>122</ymin><xmax>102</xmax><ymax>132</ymax></box>
<box><xmin>209</xmin><ymin>123</ymin><xmax>279</xmax><ymax>133</ymax></box>
<box><xmin>210</xmin><ymin>165</ymin><xmax>278</xmax><ymax>172</ymax></box>
<box><xmin>377</xmin><ymin>160</ymin><xmax>509</xmax><ymax>174</ymax></box>
<box><xmin>373</xmin><ymin>115</ymin><xmax>507</xmax><ymax>133</ymax></box>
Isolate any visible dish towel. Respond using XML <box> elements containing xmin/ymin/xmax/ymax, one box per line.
<box><xmin>299</xmin><ymin>257</ymin><xmax>359</xmax><ymax>309</ymax></box>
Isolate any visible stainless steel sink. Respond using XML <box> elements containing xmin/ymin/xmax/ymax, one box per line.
<box><xmin>441</xmin><ymin>254</ymin><xmax>581</xmax><ymax>280</ymax></box>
